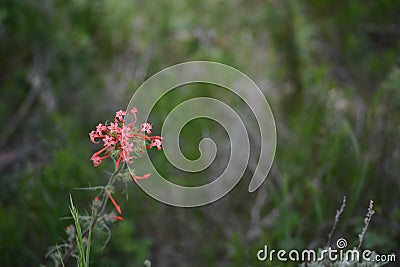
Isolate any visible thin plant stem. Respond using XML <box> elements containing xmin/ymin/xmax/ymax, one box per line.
<box><xmin>357</xmin><ymin>200</ymin><xmax>375</xmax><ymax>249</ymax></box>
<box><xmin>56</xmin><ymin>165</ymin><xmax>123</xmax><ymax>267</ymax></box>
<box><xmin>326</xmin><ymin>196</ymin><xmax>347</xmax><ymax>247</ymax></box>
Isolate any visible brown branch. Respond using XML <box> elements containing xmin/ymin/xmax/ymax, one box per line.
<box><xmin>0</xmin><ymin>80</ymin><xmax>38</xmax><ymax>147</ymax></box>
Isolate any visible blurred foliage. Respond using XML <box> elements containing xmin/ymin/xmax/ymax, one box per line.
<box><xmin>0</xmin><ymin>0</ymin><xmax>399</xmax><ymax>266</ymax></box>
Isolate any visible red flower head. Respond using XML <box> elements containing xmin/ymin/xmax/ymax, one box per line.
<box><xmin>89</xmin><ymin>108</ymin><xmax>163</xmax><ymax>169</ymax></box>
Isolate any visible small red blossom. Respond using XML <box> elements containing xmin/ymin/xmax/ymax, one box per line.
<box><xmin>150</xmin><ymin>138</ymin><xmax>162</xmax><ymax>151</ymax></box>
<box><xmin>121</xmin><ymin>141</ymin><xmax>133</xmax><ymax>152</ymax></box>
<box><xmin>141</xmin><ymin>122</ymin><xmax>152</xmax><ymax>135</ymax></box>
<box><xmin>107</xmin><ymin>122</ymin><xmax>120</xmax><ymax>135</ymax></box>
<box><xmin>115</xmin><ymin>110</ymin><xmax>126</xmax><ymax>121</ymax></box>
<box><xmin>91</xmin><ymin>155</ymin><xmax>102</xmax><ymax>166</ymax></box>
<box><xmin>121</xmin><ymin>125</ymin><xmax>133</xmax><ymax>139</ymax></box>
<box><xmin>96</xmin><ymin>123</ymin><xmax>107</xmax><ymax>135</ymax></box>
<box><xmin>115</xmin><ymin>215</ymin><xmax>124</xmax><ymax>221</ymax></box>
<box><xmin>89</xmin><ymin>130</ymin><xmax>99</xmax><ymax>143</ymax></box>
<box><xmin>103</xmin><ymin>135</ymin><xmax>116</xmax><ymax>148</ymax></box>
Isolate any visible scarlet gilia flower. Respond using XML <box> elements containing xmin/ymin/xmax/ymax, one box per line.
<box><xmin>130</xmin><ymin>173</ymin><xmax>151</xmax><ymax>183</ymax></box>
<box><xmin>141</xmin><ymin>122</ymin><xmax>152</xmax><ymax>135</ymax></box>
<box><xmin>150</xmin><ymin>138</ymin><xmax>162</xmax><ymax>151</ymax></box>
<box><xmin>145</xmin><ymin>136</ymin><xmax>163</xmax><ymax>151</ymax></box>
<box><xmin>115</xmin><ymin>215</ymin><xmax>124</xmax><ymax>221</ymax></box>
<box><xmin>106</xmin><ymin>212</ymin><xmax>124</xmax><ymax>222</ymax></box>
<box><xmin>105</xmin><ymin>190</ymin><xmax>122</xmax><ymax>214</ymax></box>
<box><xmin>89</xmin><ymin>108</ymin><xmax>163</xmax><ymax>169</ymax></box>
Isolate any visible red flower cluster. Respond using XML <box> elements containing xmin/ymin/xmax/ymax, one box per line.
<box><xmin>89</xmin><ymin>108</ymin><xmax>163</xmax><ymax>169</ymax></box>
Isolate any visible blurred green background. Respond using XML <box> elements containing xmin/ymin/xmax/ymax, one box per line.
<box><xmin>0</xmin><ymin>0</ymin><xmax>399</xmax><ymax>266</ymax></box>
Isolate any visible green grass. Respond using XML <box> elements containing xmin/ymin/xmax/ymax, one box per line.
<box><xmin>69</xmin><ymin>195</ymin><xmax>93</xmax><ymax>267</ymax></box>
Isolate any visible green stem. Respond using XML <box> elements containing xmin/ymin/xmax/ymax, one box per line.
<box><xmin>56</xmin><ymin>165</ymin><xmax>124</xmax><ymax>267</ymax></box>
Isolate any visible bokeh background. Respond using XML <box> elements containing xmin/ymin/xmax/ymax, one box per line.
<box><xmin>0</xmin><ymin>1</ymin><xmax>399</xmax><ymax>266</ymax></box>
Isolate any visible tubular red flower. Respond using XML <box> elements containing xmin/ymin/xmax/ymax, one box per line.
<box><xmin>131</xmin><ymin>173</ymin><xmax>151</xmax><ymax>183</ymax></box>
<box><xmin>91</xmin><ymin>146</ymin><xmax>111</xmax><ymax>166</ymax></box>
<box><xmin>91</xmin><ymin>146</ymin><xmax>108</xmax><ymax>157</ymax></box>
<box><xmin>91</xmin><ymin>155</ymin><xmax>102</xmax><ymax>166</ymax></box>
<box><xmin>149</xmin><ymin>135</ymin><xmax>164</xmax><ymax>140</ymax></box>
<box><xmin>129</xmin><ymin>107</ymin><xmax>138</xmax><ymax>123</ymax></box>
<box><xmin>134</xmin><ymin>133</ymin><xmax>151</xmax><ymax>140</ymax></box>
<box><xmin>115</xmin><ymin>216</ymin><xmax>124</xmax><ymax>221</ymax></box>
<box><xmin>106</xmin><ymin>190</ymin><xmax>122</xmax><ymax>214</ymax></box>
<box><xmin>115</xmin><ymin>156</ymin><xmax>122</xmax><ymax>170</ymax></box>
<box><xmin>89</xmin><ymin>130</ymin><xmax>100</xmax><ymax>143</ymax></box>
